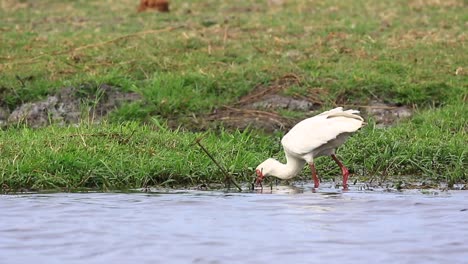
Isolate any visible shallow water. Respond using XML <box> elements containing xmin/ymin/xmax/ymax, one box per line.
<box><xmin>1</xmin><ymin>185</ymin><xmax>468</xmax><ymax>264</ymax></box>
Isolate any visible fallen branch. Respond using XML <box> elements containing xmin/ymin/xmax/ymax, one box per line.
<box><xmin>195</xmin><ymin>137</ymin><xmax>242</xmax><ymax>192</ymax></box>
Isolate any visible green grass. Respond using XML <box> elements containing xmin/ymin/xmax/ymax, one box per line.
<box><xmin>1</xmin><ymin>105</ymin><xmax>466</xmax><ymax>191</ymax></box>
<box><xmin>1</xmin><ymin>0</ymin><xmax>466</xmax><ymax>112</ymax></box>
<box><xmin>0</xmin><ymin>122</ymin><xmax>273</xmax><ymax>191</ymax></box>
<box><xmin>0</xmin><ymin>0</ymin><xmax>467</xmax><ymax>191</ymax></box>
<box><xmin>343</xmin><ymin>105</ymin><xmax>467</xmax><ymax>185</ymax></box>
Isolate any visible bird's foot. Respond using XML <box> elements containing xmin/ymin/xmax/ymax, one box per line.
<box><xmin>252</xmin><ymin>169</ymin><xmax>264</xmax><ymax>190</ymax></box>
<box><xmin>342</xmin><ymin>168</ymin><xmax>349</xmax><ymax>190</ymax></box>
<box><xmin>254</xmin><ymin>178</ymin><xmax>263</xmax><ymax>188</ymax></box>
<box><xmin>313</xmin><ymin>176</ymin><xmax>320</xmax><ymax>188</ymax></box>
<box><xmin>251</xmin><ymin>177</ymin><xmax>263</xmax><ymax>191</ymax></box>
<box><xmin>251</xmin><ymin>180</ymin><xmax>263</xmax><ymax>191</ymax></box>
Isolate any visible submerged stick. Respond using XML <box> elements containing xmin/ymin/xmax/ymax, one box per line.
<box><xmin>195</xmin><ymin>137</ymin><xmax>242</xmax><ymax>192</ymax></box>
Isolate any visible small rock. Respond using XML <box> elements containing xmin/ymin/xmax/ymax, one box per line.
<box><xmin>251</xmin><ymin>95</ymin><xmax>314</xmax><ymax>111</ymax></box>
<box><xmin>8</xmin><ymin>96</ymin><xmax>60</xmax><ymax>127</ymax></box>
<box><xmin>366</xmin><ymin>100</ymin><xmax>412</xmax><ymax>128</ymax></box>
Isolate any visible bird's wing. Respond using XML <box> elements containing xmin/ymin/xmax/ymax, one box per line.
<box><xmin>281</xmin><ymin>109</ymin><xmax>364</xmax><ymax>156</ymax></box>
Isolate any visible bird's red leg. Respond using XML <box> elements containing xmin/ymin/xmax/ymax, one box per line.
<box><xmin>255</xmin><ymin>169</ymin><xmax>264</xmax><ymax>187</ymax></box>
<box><xmin>309</xmin><ymin>163</ymin><xmax>320</xmax><ymax>188</ymax></box>
<box><xmin>331</xmin><ymin>154</ymin><xmax>349</xmax><ymax>190</ymax></box>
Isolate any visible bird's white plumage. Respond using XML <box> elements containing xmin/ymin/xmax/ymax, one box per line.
<box><xmin>255</xmin><ymin>107</ymin><xmax>364</xmax><ymax>182</ymax></box>
<box><xmin>281</xmin><ymin>107</ymin><xmax>364</xmax><ymax>161</ymax></box>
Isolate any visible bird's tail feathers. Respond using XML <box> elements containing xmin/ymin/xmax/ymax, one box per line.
<box><xmin>327</xmin><ymin>112</ymin><xmax>364</xmax><ymax>122</ymax></box>
<box><xmin>344</xmin><ymin>109</ymin><xmax>360</xmax><ymax>115</ymax></box>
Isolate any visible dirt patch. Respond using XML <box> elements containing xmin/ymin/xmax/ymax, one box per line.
<box><xmin>204</xmin><ymin>74</ymin><xmax>321</xmax><ymax>131</ymax></box>
<box><xmin>203</xmin><ymin>75</ymin><xmax>414</xmax><ymax>131</ymax></box>
<box><xmin>4</xmin><ymin>84</ymin><xmax>141</xmax><ymax>128</ymax></box>
<box><xmin>365</xmin><ymin>101</ymin><xmax>413</xmax><ymax>128</ymax></box>
<box><xmin>110</xmin><ymin>77</ymin><xmax>415</xmax><ymax>131</ymax></box>
<box><xmin>1</xmin><ymin>76</ymin><xmax>413</xmax><ymax>130</ymax></box>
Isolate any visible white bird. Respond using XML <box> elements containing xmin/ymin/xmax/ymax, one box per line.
<box><xmin>255</xmin><ymin>107</ymin><xmax>365</xmax><ymax>189</ymax></box>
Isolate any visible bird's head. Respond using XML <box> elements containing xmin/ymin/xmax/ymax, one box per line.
<box><xmin>254</xmin><ymin>158</ymin><xmax>277</xmax><ymax>186</ymax></box>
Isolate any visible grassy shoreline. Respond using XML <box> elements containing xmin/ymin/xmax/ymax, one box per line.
<box><xmin>1</xmin><ymin>104</ymin><xmax>466</xmax><ymax>192</ymax></box>
<box><xmin>1</xmin><ymin>0</ymin><xmax>467</xmax><ymax>191</ymax></box>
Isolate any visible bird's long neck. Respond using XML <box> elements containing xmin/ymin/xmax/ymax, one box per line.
<box><xmin>270</xmin><ymin>152</ymin><xmax>306</xmax><ymax>180</ymax></box>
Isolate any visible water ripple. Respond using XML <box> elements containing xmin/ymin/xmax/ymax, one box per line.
<box><xmin>1</xmin><ymin>188</ymin><xmax>468</xmax><ymax>264</ymax></box>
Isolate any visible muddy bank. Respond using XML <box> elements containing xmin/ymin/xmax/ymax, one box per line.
<box><xmin>202</xmin><ymin>75</ymin><xmax>413</xmax><ymax>131</ymax></box>
<box><xmin>203</xmin><ymin>75</ymin><xmax>318</xmax><ymax>131</ymax></box>
<box><xmin>0</xmin><ymin>77</ymin><xmax>412</xmax><ymax>130</ymax></box>
<box><xmin>1</xmin><ymin>84</ymin><xmax>141</xmax><ymax>128</ymax></box>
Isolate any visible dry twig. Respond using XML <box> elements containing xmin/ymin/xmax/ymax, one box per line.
<box><xmin>1</xmin><ymin>26</ymin><xmax>183</xmax><ymax>67</ymax></box>
<box><xmin>195</xmin><ymin>137</ymin><xmax>242</xmax><ymax>192</ymax></box>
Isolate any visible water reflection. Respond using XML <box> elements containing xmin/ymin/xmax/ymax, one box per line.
<box><xmin>1</xmin><ymin>185</ymin><xmax>467</xmax><ymax>264</ymax></box>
